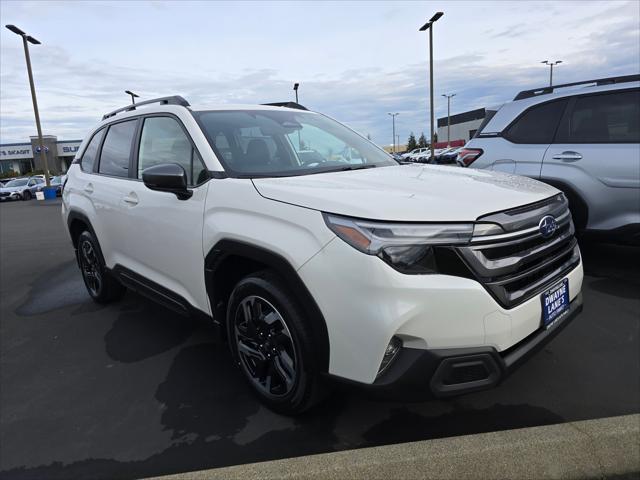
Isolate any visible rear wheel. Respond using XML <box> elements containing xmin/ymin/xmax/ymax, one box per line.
<box><xmin>227</xmin><ymin>271</ymin><xmax>326</xmax><ymax>414</ymax></box>
<box><xmin>22</xmin><ymin>190</ymin><xmax>32</xmax><ymax>201</ymax></box>
<box><xmin>77</xmin><ymin>231</ymin><xmax>125</xmax><ymax>304</ymax></box>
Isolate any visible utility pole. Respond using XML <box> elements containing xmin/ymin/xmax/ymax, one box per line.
<box><xmin>388</xmin><ymin>112</ymin><xmax>399</xmax><ymax>153</ymax></box>
<box><xmin>6</xmin><ymin>25</ymin><xmax>51</xmax><ymax>187</ymax></box>
<box><xmin>442</xmin><ymin>93</ymin><xmax>456</xmax><ymax>146</ymax></box>
<box><xmin>419</xmin><ymin>12</ymin><xmax>444</xmax><ymax>161</ymax></box>
<box><xmin>541</xmin><ymin>60</ymin><xmax>562</xmax><ymax>87</ymax></box>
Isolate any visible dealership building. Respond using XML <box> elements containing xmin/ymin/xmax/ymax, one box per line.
<box><xmin>0</xmin><ymin>136</ymin><xmax>82</xmax><ymax>176</ymax></box>
<box><xmin>437</xmin><ymin>108</ymin><xmax>486</xmax><ymax>144</ymax></box>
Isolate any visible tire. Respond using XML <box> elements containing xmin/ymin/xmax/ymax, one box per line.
<box><xmin>22</xmin><ymin>190</ymin><xmax>32</xmax><ymax>201</ymax></box>
<box><xmin>76</xmin><ymin>230</ymin><xmax>126</xmax><ymax>304</ymax></box>
<box><xmin>226</xmin><ymin>270</ymin><xmax>326</xmax><ymax>415</ymax></box>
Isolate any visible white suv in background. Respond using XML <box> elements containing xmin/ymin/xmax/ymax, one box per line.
<box><xmin>460</xmin><ymin>75</ymin><xmax>640</xmax><ymax>244</ymax></box>
<box><xmin>62</xmin><ymin>96</ymin><xmax>584</xmax><ymax>414</ymax></box>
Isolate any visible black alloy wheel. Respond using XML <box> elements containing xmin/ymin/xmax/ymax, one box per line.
<box><xmin>79</xmin><ymin>238</ymin><xmax>102</xmax><ymax>297</ymax></box>
<box><xmin>75</xmin><ymin>230</ymin><xmax>125</xmax><ymax>303</ymax></box>
<box><xmin>233</xmin><ymin>295</ymin><xmax>297</xmax><ymax>397</ymax></box>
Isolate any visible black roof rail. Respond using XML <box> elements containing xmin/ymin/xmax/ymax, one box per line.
<box><xmin>261</xmin><ymin>101</ymin><xmax>308</xmax><ymax>111</ymax></box>
<box><xmin>513</xmin><ymin>74</ymin><xmax>640</xmax><ymax>101</ymax></box>
<box><xmin>102</xmin><ymin>95</ymin><xmax>190</xmax><ymax>120</ymax></box>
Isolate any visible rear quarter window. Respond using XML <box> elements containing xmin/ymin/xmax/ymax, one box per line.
<box><xmin>78</xmin><ymin>128</ymin><xmax>106</xmax><ymax>173</ymax></box>
<box><xmin>505</xmin><ymin>99</ymin><xmax>567</xmax><ymax>144</ymax></box>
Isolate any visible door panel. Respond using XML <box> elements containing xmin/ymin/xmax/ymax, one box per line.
<box><xmin>119</xmin><ymin>181</ymin><xmax>211</xmax><ymax>313</ymax></box>
<box><xmin>118</xmin><ymin>115</ymin><xmax>211</xmax><ymax>313</ymax></box>
<box><xmin>542</xmin><ymin>143</ymin><xmax>640</xmax><ymax>231</ymax></box>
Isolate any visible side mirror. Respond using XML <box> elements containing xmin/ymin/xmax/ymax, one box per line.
<box><xmin>142</xmin><ymin>163</ymin><xmax>192</xmax><ymax>200</ymax></box>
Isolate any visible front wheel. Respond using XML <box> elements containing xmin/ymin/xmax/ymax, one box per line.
<box><xmin>226</xmin><ymin>271</ymin><xmax>326</xmax><ymax>415</ymax></box>
<box><xmin>22</xmin><ymin>190</ymin><xmax>32</xmax><ymax>201</ymax></box>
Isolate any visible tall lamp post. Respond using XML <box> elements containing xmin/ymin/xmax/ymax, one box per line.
<box><xmin>541</xmin><ymin>60</ymin><xmax>562</xmax><ymax>87</ymax></box>
<box><xmin>6</xmin><ymin>24</ymin><xmax>51</xmax><ymax>187</ymax></box>
<box><xmin>419</xmin><ymin>11</ymin><xmax>444</xmax><ymax>161</ymax></box>
<box><xmin>293</xmin><ymin>82</ymin><xmax>299</xmax><ymax>103</ymax></box>
<box><xmin>441</xmin><ymin>93</ymin><xmax>456</xmax><ymax>146</ymax></box>
<box><xmin>125</xmin><ymin>90</ymin><xmax>139</xmax><ymax>104</ymax></box>
<box><xmin>387</xmin><ymin>112</ymin><xmax>399</xmax><ymax>153</ymax></box>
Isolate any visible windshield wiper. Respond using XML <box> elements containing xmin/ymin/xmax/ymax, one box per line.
<box><xmin>323</xmin><ymin>164</ymin><xmax>378</xmax><ymax>173</ymax></box>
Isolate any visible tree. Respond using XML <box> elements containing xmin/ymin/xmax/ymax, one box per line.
<box><xmin>417</xmin><ymin>132</ymin><xmax>428</xmax><ymax>148</ymax></box>
<box><xmin>406</xmin><ymin>132</ymin><xmax>417</xmax><ymax>151</ymax></box>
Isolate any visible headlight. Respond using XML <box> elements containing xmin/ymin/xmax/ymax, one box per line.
<box><xmin>323</xmin><ymin>213</ymin><xmax>474</xmax><ymax>274</ymax></box>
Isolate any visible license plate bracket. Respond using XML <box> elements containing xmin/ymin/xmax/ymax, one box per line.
<box><xmin>541</xmin><ymin>278</ymin><xmax>569</xmax><ymax>328</ymax></box>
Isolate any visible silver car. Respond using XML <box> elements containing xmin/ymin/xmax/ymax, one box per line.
<box><xmin>0</xmin><ymin>177</ymin><xmax>45</xmax><ymax>201</ymax></box>
<box><xmin>461</xmin><ymin>74</ymin><xmax>640</xmax><ymax>244</ymax></box>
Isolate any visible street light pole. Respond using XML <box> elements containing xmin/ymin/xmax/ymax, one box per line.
<box><xmin>541</xmin><ymin>60</ymin><xmax>562</xmax><ymax>87</ymax></box>
<box><xmin>387</xmin><ymin>112</ymin><xmax>399</xmax><ymax>153</ymax></box>
<box><xmin>125</xmin><ymin>90</ymin><xmax>139</xmax><ymax>104</ymax></box>
<box><xmin>441</xmin><ymin>93</ymin><xmax>456</xmax><ymax>146</ymax></box>
<box><xmin>419</xmin><ymin>12</ymin><xmax>443</xmax><ymax>161</ymax></box>
<box><xmin>6</xmin><ymin>24</ymin><xmax>51</xmax><ymax>187</ymax></box>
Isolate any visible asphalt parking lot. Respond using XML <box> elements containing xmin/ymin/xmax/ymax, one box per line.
<box><xmin>1</xmin><ymin>199</ymin><xmax>638</xmax><ymax>480</ymax></box>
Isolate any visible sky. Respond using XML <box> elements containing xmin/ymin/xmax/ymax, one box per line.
<box><xmin>0</xmin><ymin>0</ymin><xmax>639</xmax><ymax>146</ymax></box>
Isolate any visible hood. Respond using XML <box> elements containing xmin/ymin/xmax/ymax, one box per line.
<box><xmin>252</xmin><ymin>165</ymin><xmax>559</xmax><ymax>222</ymax></box>
<box><xmin>0</xmin><ymin>186</ymin><xmax>22</xmax><ymax>193</ymax></box>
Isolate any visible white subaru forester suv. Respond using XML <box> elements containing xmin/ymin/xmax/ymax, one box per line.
<box><xmin>62</xmin><ymin>96</ymin><xmax>584</xmax><ymax>414</ymax></box>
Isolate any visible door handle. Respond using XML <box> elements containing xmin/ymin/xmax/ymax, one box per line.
<box><xmin>552</xmin><ymin>151</ymin><xmax>582</xmax><ymax>161</ymax></box>
<box><xmin>84</xmin><ymin>183</ymin><xmax>94</xmax><ymax>194</ymax></box>
<box><xmin>123</xmin><ymin>193</ymin><xmax>139</xmax><ymax>206</ymax></box>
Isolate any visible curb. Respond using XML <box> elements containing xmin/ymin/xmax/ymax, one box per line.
<box><xmin>147</xmin><ymin>414</ymin><xmax>640</xmax><ymax>480</ymax></box>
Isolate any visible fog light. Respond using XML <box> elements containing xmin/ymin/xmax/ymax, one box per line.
<box><xmin>377</xmin><ymin>336</ymin><xmax>402</xmax><ymax>377</ymax></box>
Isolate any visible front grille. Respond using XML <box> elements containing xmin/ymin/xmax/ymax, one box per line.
<box><xmin>457</xmin><ymin>195</ymin><xmax>580</xmax><ymax>308</ymax></box>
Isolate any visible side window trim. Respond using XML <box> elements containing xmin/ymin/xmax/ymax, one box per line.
<box><xmin>553</xmin><ymin>97</ymin><xmax>577</xmax><ymax>144</ymax></box>
<box><xmin>134</xmin><ymin>113</ymin><xmax>209</xmax><ymax>187</ymax></box>
<box><xmin>95</xmin><ymin>117</ymin><xmax>140</xmax><ymax>179</ymax></box>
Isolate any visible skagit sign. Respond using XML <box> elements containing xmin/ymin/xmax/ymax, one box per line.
<box><xmin>0</xmin><ymin>145</ymin><xmax>33</xmax><ymax>160</ymax></box>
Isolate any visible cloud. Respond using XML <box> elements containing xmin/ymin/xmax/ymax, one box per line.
<box><xmin>0</xmin><ymin>0</ymin><xmax>638</xmax><ymax>146</ymax></box>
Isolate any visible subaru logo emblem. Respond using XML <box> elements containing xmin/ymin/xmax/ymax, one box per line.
<box><xmin>538</xmin><ymin>215</ymin><xmax>557</xmax><ymax>238</ymax></box>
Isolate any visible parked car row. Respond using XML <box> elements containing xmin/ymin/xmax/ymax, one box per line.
<box><xmin>400</xmin><ymin>146</ymin><xmax>463</xmax><ymax>165</ymax></box>
<box><xmin>0</xmin><ymin>175</ymin><xmax>66</xmax><ymax>201</ymax></box>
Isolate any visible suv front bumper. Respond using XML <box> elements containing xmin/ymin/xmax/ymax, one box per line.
<box><xmin>299</xmin><ymin>236</ymin><xmax>584</xmax><ymax>385</ymax></box>
<box><xmin>337</xmin><ymin>292</ymin><xmax>583</xmax><ymax>400</ymax></box>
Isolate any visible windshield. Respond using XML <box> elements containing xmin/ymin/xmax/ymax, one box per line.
<box><xmin>194</xmin><ymin>110</ymin><xmax>397</xmax><ymax>177</ymax></box>
<box><xmin>5</xmin><ymin>179</ymin><xmax>28</xmax><ymax>187</ymax></box>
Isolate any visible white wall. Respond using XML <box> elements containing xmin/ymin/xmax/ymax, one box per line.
<box><xmin>437</xmin><ymin>118</ymin><xmax>484</xmax><ymax>143</ymax></box>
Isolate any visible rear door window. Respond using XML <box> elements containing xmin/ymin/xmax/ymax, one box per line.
<box><xmin>561</xmin><ymin>90</ymin><xmax>640</xmax><ymax>143</ymax></box>
<box><xmin>98</xmin><ymin>120</ymin><xmax>137</xmax><ymax>177</ymax></box>
<box><xmin>505</xmin><ymin>99</ymin><xmax>567</xmax><ymax>144</ymax></box>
